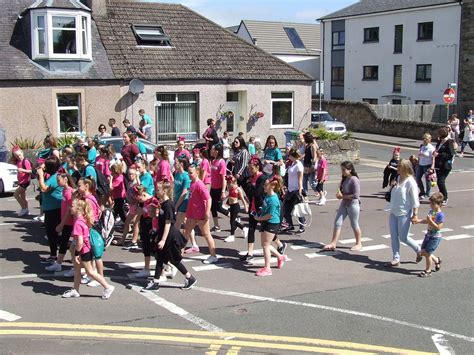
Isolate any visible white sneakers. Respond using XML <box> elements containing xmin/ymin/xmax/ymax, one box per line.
<box><xmin>135</xmin><ymin>269</ymin><xmax>151</xmax><ymax>278</ymax></box>
<box><xmin>102</xmin><ymin>286</ymin><xmax>115</xmax><ymax>300</ymax></box>
<box><xmin>203</xmin><ymin>255</ymin><xmax>218</xmax><ymax>264</ymax></box>
<box><xmin>45</xmin><ymin>262</ymin><xmax>62</xmax><ymax>272</ymax></box>
<box><xmin>87</xmin><ymin>280</ymin><xmax>100</xmax><ymax>287</ymax></box>
<box><xmin>17</xmin><ymin>208</ymin><xmax>29</xmax><ymax>217</ymax></box>
<box><xmin>317</xmin><ymin>197</ymin><xmax>326</xmax><ymax>206</ymax></box>
<box><xmin>62</xmin><ymin>289</ymin><xmax>80</xmax><ymax>298</ymax></box>
<box><xmin>224</xmin><ymin>235</ymin><xmax>235</xmax><ymax>243</ymax></box>
<box><xmin>33</xmin><ymin>215</ymin><xmax>44</xmax><ymax>223</ymax></box>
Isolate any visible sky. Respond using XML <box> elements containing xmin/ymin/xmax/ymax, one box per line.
<box><xmin>142</xmin><ymin>0</ymin><xmax>356</xmax><ymax>27</ymax></box>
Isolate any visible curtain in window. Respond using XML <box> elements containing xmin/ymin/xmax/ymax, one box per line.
<box><xmin>156</xmin><ymin>102</ymin><xmax>197</xmax><ymax>142</ymax></box>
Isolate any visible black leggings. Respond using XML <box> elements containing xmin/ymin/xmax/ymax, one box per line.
<box><xmin>247</xmin><ymin>213</ymin><xmax>258</xmax><ymax>244</ymax></box>
<box><xmin>210</xmin><ymin>188</ymin><xmax>229</xmax><ymax>218</ymax></box>
<box><xmin>229</xmin><ymin>203</ymin><xmax>244</xmax><ymax>235</ymax></box>
<box><xmin>437</xmin><ymin>168</ymin><xmax>451</xmax><ymax>201</ymax></box>
<box><xmin>113</xmin><ymin>197</ymin><xmax>127</xmax><ymax>222</ymax></box>
<box><xmin>59</xmin><ymin>224</ymin><xmax>73</xmax><ymax>255</ymax></box>
<box><xmin>44</xmin><ymin>208</ymin><xmax>61</xmax><ymax>257</ymax></box>
<box><xmin>140</xmin><ymin>217</ymin><xmax>153</xmax><ymax>257</ymax></box>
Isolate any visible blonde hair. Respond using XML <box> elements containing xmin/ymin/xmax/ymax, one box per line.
<box><xmin>72</xmin><ymin>199</ymin><xmax>94</xmax><ymax>227</ymax></box>
<box><xmin>156</xmin><ymin>181</ymin><xmax>174</xmax><ymax>200</ymax></box>
<box><xmin>398</xmin><ymin>159</ymin><xmax>414</xmax><ymax>177</ymax></box>
<box><xmin>111</xmin><ymin>162</ymin><xmax>124</xmax><ymax>175</ymax></box>
<box><xmin>422</xmin><ymin>133</ymin><xmax>431</xmax><ymax>141</ymax></box>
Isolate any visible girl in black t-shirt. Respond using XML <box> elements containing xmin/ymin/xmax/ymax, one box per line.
<box><xmin>141</xmin><ymin>182</ymin><xmax>197</xmax><ymax>292</ymax></box>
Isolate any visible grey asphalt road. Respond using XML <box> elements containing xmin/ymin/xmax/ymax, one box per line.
<box><xmin>1</xmin><ymin>143</ymin><xmax>473</xmax><ymax>354</ymax></box>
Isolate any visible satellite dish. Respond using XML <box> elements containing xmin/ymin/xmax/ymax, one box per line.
<box><xmin>129</xmin><ymin>79</ymin><xmax>144</xmax><ymax>95</ymax></box>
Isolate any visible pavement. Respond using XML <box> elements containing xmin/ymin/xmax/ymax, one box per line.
<box><xmin>1</xmin><ymin>139</ymin><xmax>473</xmax><ymax>354</ymax></box>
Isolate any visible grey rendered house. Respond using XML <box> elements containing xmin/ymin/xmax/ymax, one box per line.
<box><xmin>0</xmin><ymin>0</ymin><xmax>312</xmax><ymax>146</ymax></box>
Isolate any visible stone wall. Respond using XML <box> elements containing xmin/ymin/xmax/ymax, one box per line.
<box><xmin>316</xmin><ymin>138</ymin><xmax>359</xmax><ymax>164</ymax></box>
<box><xmin>459</xmin><ymin>1</ymin><xmax>474</xmax><ymax>116</ymax></box>
<box><xmin>315</xmin><ymin>100</ymin><xmax>444</xmax><ymax>140</ymax></box>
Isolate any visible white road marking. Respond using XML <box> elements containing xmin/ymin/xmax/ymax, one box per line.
<box><xmin>238</xmin><ymin>249</ymin><xmax>263</xmax><ymax>256</ymax></box>
<box><xmin>431</xmin><ymin>333</ymin><xmax>456</xmax><ymax>355</ymax></box>
<box><xmin>118</xmin><ymin>260</ymin><xmax>157</xmax><ymax>269</ymax></box>
<box><xmin>461</xmin><ymin>225</ymin><xmax>474</xmax><ymax>230</ymax></box>
<box><xmin>130</xmin><ymin>285</ymin><xmax>224</xmax><ymax>333</ymax></box>
<box><xmin>0</xmin><ymin>310</ymin><xmax>21</xmax><ymax>322</ymax></box>
<box><xmin>444</xmin><ymin>234</ymin><xmax>473</xmax><ymax>241</ymax></box>
<box><xmin>290</xmin><ymin>243</ymin><xmax>323</xmax><ymax>250</ymax></box>
<box><xmin>401</xmin><ymin>239</ymin><xmax>424</xmax><ymax>246</ymax></box>
<box><xmin>173</xmin><ymin>283</ymin><xmax>474</xmax><ymax>343</ymax></box>
<box><xmin>422</xmin><ymin>228</ymin><xmax>453</xmax><ymax>234</ymax></box>
<box><xmin>359</xmin><ymin>158</ymin><xmax>387</xmax><ymax>169</ymax></box>
<box><xmin>183</xmin><ymin>254</ymin><xmax>224</xmax><ymax>261</ymax></box>
<box><xmin>305</xmin><ymin>251</ymin><xmax>341</xmax><ymax>258</ymax></box>
<box><xmin>382</xmin><ymin>233</ymin><xmax>413</xmax><ymax>239</ymax></box>
<box><xmin>339</xmin><ymin>237</ymin><xmax>373</xmax><ymax>244</ymax></box>
<box><xmin>192</xmin><ymin>263</ymin><xmax>232</xmax><ymax>272</ymax></box>
<box><xmin>359</xmin><ymin>244</ymin><xmax>389</xmax><ymax>252</ymax></box>
<box><xmin>0</xmin><ymin>273</ymin><xmax>39</xmax><ymax>280</ymax></box>
<box><xmin>248</xmin><ymin>257</ymin><xmax>292</xmax><ymax>266</ymax></box>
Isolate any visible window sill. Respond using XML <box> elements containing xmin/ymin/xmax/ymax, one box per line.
<box><xmin>392</xmin><ymin>90</ymin><xmax>401</xmax><ymax>93</ymax></box>
<box><xmin>393</xmin><ymin>51</ymin><xmax>402</xmax><ymax>54</ymax></box>
<box><xmin>362</xmin><ymin>78</ymin><xmax>378</xmax><ymax>81</ymax></box>
<box><xmin>415</xmin><ymin>80</ymin><xmax>432</xmax><ymax>83</ymax></box>
<box><xmin>417</xmin><ymin>38</ymin><xmax>433</xmax><ymax>42</ymax></box>
<box><xmin>271</xmin><ymin>124</ymin><xmax>293</xmax><ymax>129</ymax></box>
<box><xmin>363</xmin><ymin>40</ymin><xmax>379</xmax><ymax>43</ymax></box>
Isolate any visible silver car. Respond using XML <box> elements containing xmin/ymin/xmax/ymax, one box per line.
<box><xmin>310</xmin><ymin>111</ymin><xmax>347</xmax><ymax>134</ymax></box>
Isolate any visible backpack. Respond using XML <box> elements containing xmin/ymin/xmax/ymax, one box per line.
<box><xmin>94</xmin><ymin>208</ymin><xmax>115</xmax><ymax>248</ymax></box>
<box><xmin>89</xmin><ymin>228</ymin><xmax>105</xmax><ymax>259</ymax></box>
<box><xmin>84</xmin><ymin>165</ymin><xmax>110</xmax><ymax>197</ymax></box>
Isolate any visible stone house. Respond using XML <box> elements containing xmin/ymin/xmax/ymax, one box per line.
<box><xmin>0</xmin><ymin>0</ymin><xmax>312</xmax><ymax>146</ymax></box>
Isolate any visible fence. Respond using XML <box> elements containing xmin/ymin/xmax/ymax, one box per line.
<box><xmin>370</xmin><ymin>104</ymin><xmax>457</xmax><ymax>124</ymax></box>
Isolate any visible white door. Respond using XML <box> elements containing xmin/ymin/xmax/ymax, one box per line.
<box><xmin>225</xmin><ymin>92</ymin><xmax>240</xmax><ymax>136</ymax></box>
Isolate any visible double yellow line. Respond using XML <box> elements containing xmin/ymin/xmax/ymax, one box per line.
<box><xmin>0</xmin><ymin>322</ymin><xmax>436</xmax><ymax>354</ymax></box>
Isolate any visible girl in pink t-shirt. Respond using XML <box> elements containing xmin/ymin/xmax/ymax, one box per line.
<box><xmin>175</xmin><ymin>137</ymin><xmax>192</xmax><ymax>161</ymax></box>
<box><xmin>110</xmin><ymin>163</ymin><xmax>127</xmax><ymax>223</ymax></box>
<box><xmin>183</xmin><ymin>165</ymin><xmax>218</xmax><ymax>264</ymax></box>
<box><xmin>155</xmin><ymin>147</ymin><xmax>174</xmax><ymax>184</ymax></box>
<box><xmin>209</xmin><ymin>144</ymin><xmax>229</xmax><ymax>232</ymax></box>
<box><xmin>11</xmin><ymin>147</ymin><xmax>32</xmax><ymax>216</ymax></box>
<box><xmin>315</xmin><ymin>149</ymin><xmax>329</xmax><ymax>206</ymax></box>
<box><xmin>95</xmin><ymin>146</ymin><xmax>113</xmax><ymax>205</ymax></box>
<box><xmin>62</xmin><ymin>199</ymin><xmax>114</xmax><ymax>299</ymax></box>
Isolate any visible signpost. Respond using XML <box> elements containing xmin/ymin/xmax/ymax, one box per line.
<box><xmin>443</xmin><ymin>86</ymin><xmax>456</xmax><ymax>121</ymax></box>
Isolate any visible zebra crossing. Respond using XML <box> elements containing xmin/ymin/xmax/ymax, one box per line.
<box><xmin>118</xmin><ymin>225</ymin><xmax>473</xmax><ymax>276</ymax></box>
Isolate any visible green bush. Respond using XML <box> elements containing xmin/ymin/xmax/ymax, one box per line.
<box><xmin>57</xmin><ymin>133</ymin><xmax>78</xmax><ymax>149</ymax></box>
<box><xmin>10</xmin><ymin>136</ymin><xmax>43</xmax><ymax>150</ymax></box>
<box><xmin>308</xmin><ymin>127</ymin><xmax>351</xmax><ymax>141</ymax></box>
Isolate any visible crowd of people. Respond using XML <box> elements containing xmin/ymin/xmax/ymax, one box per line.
<box><xmin>5</xmin><ymin>109</ymin><xmax>472</xmax><ymax>299</ymax></box>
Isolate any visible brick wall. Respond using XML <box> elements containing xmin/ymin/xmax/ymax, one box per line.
<box><xmin>459</xmin><ymin>1</ymin><xmax>474</xmax><ymax>115</ymax></box>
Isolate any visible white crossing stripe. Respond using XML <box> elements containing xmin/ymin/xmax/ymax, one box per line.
<box><xmin>182</xmin><ymin>254</ymin><xmax>224</xmax><ymax>263</ymax></box>
<box><xmin>192</xmin><ymin>263</ymin><xmax>233</xmax><ymax>272</ymax></box>
<box><xmin>248</xmin><ymin>257</ymin><xmax>292</xmax><ymax>266</ymax></box>
<box><xmin>382</xmin><ymin>233</ymin><xmax>413</xmax><ymax>239</ymax></box>
<box><xmin>305</xmin><ymin>251</ymin><xmax>340</xmax><ymax>258</ymax></box>
<box><xmin>461</xmin><ymin>225</ymin><xmax>474</xmax><ymax>230</ymax></box>
<box><xmin>401</xmin><ymin>239</ymin><xmax>424</xmax><ymax>246</ymax></box>
<box><xmin>359</xmin><ymin>244</ymin><xmax>390</xmax><ymax>252</ymax></box>
<box><xmin>444</xmin><ymin>234</ymin><xmax>473</xmax><ymax>241</ymax></box>
<box><xmin>422</xmin><ymin>228</ymin><xmax>453</xmax><ymax>234</ymax></box>
<box><xmin>238</xmin><ymin>249</ymin><xmax>263</xmax><ymax>256</ymax></box>
<box><xmin>290</xmin><ymin>243</ymin><xmax>323</xmax><ymax>250</ymax></box>
<box><xmin>339</xmin><ymin>237</ymin><xmax>372</xmax><ymax>244</ymax></box>
<box><xmin>0</xmin><ymin>310</ymin><xmax>21</xmax><ymax>322</ymax></box>
<box><xmin>119</xmin><ymin>260</ymin><xmax>156</xmax><ymax>269</ymax></box>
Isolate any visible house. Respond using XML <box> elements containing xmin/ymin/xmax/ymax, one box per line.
<box><xmin>230</xmin><ymin>20</ymin><xmax>320</xmax><ymax>95</ymax></box>
<box><xmin>458</xmin><ymin>0</ymin><xmax>474</xmax><ymax>115</ymax></box>
<box><xmin>0</xmin><ymin>0</ymin><xmax>312</xmax><ymax>146</ymax></box>
<box><xmin>319</xmin><ymin>0</ymin><xmax>462</xmax><ymax>105</ymax></box>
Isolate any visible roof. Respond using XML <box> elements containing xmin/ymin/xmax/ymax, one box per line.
<box><xmin>237</xmin><ymin>20</ymin><xmax>320</xmax><ymax>56</ymax></box>
<box><xmin>0</xmin><ymin>0</ymin><xmax>114</xmax><ymax>80</ymax></box>
<box><xmin>226</xmin><ymin>25</ymin><xmax>239</xmax><ymax>34</ymax></box>
<box><xmin>95</xmin><ymin>2</ymin><xmax>312</xmax><ymax>81</ymax></box>
<box><xmin>28</xmin><ymin>0</ymin><xmax>90</xmax><ymax>11</ymax></box>
<box><xmin>319</xmin><ymin>0</ymin><xmax>460</xmax><ymax>21</ymax></box>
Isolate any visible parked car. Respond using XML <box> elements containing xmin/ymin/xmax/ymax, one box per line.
<box><xmin>98</xmin><ymin>137</ymin><xmax>175</xmax><ymax>163</ymax></box>
<box><xmin>0</xmin><ymin>162</ymin><xmax>18</xmax><ymax>195</ymax></box>
<box><xmin>310</xmin><ymin>111</ymin><xmax>347</xmax><ymax>134</ymax></box>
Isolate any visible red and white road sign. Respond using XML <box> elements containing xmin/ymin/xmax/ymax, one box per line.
<box><xmin>443</xmin><ymin>88</ymin><xmax>456</xmax><ymax>104</ymax></box>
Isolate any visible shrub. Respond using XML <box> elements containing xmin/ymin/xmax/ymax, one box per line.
<box><xmin>57</xmin><ymin>133</ymin><xmax>78</xmax><ymax>149</ymax></box>
<box><xmin>308</xmin><ymin>127</ymin><xmax>351</xmax><ymax>141</ymax></box>
<box><xmin>10</xmin><ymin>136</ymin><xmax>43</xmax><ymax>150</ymax></box>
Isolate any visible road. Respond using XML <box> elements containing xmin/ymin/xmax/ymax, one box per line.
<box><xmin>0</xmin><ymin>141</ymin><xmax>473</xmax><ymax>354</ymax></box>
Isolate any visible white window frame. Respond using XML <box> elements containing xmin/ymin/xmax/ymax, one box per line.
<box><xmin>31</xmin><ymin>10</ymin><xmax>92</xmax><ymax>61</ymax></box>
<box><xmin>271</xmin><ymin>92</ymin><xmax>294</xmax><ymax>129</ymax></box>
<box><xmin>56</xmin><ymin>93</ymin><xmax>82</xmax><ymax>135</ymax></box>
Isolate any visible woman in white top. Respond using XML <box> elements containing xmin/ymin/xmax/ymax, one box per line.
<box><xmin>460</xmin><ymin>118</ymin><xmax>474</xmax><ymax>157</ymax></box>
<box><xmin>448</xmin><ymin>114</ymin><xmax>460</xmax><ymax>142</ymax></box>
<box><xmin>415</xmin><ymin>133</ymin><xmax>435</xmax><ymax>199</ymax></box>
<box><xmin>386</xmin><ymin>160</ymin><xmax>421</xmax><ymax>267</ymax></box>
<box><xmin>282</xmin><ymin>148</ymin><xmax>306</xmax><ymax>234</ymax></box>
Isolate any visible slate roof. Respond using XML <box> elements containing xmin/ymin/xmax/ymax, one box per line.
<box><xmin>0</xmin><ymin>0</ymin><xmax>114</xmax><ymax>80</ymax></box>
<box><xmin>28</xmin><ymin>0</ymin><xmax>90</xmax><ymax>11</ymax></box>
<box><xmin>235</xmin><ymin>20</ymin><xmax>320</xmax><ymax>56</ymax></box>
<box><xmin>94</xmin><ymin>2</ymin><xmax>312</xmax><ymax>81</ymax></box>
<box><xmin>319</xmin><ymin>0</ymin><xmax>460</xmax><ymax>21</ymax></box>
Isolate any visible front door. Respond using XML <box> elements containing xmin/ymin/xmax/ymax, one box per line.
<box><xmin>225</xmin><ymin>92</ymin><xmax>240</xmax><ymax>136</ymax></box>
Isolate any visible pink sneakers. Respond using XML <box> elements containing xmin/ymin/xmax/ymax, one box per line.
<box><xmin>255</xmin><ymin>267</ymin><xmax>272</xmax><ymax>277</ymax></box>
<box><xmin>184</xmin><ymin>246</ymin><xmax>200</xmax><ymax>254</ymax></box>
<box><xmin>277</xmin><ymin>255</ymin><xmax>288</xmax><ymax>269</ymax></box>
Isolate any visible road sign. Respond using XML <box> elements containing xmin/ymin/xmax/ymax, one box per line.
<box><xmin>443</xmin><ymin>88</ymin><xmax>456</xmax><ymax>104</ymax></box>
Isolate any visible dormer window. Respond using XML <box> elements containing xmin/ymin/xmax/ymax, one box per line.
<box><xmin>132</xmin><ymin>24</ymin><xmax>171</xmax><ymax>47</ymax></box>
<box><xmin>31</xmin><ymin>10</ymin><xmax>92</xmax><ymax>60</ymax></box>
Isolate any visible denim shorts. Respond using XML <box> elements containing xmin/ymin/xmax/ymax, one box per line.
<box><xmin>421</xmin><ymin>236</ymin><xmax>441</xmax><ymax>254</ymax></box>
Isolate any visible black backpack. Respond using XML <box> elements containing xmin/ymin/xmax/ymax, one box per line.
<box><xmin>84</xmin><ymin>165</ymin><xmax>110</xmax><ymax>197</ymax></box>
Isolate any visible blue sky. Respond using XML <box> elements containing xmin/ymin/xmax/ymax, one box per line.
<box><xmin>142</xmin><ymin>0</ymin><xmax>355</xmax><ymax>27</ymax></box>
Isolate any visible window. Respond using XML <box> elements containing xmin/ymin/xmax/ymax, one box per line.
<box><xmin>226</xmin><ymin>92</ymin><xmax>239</xmax><ymax>102</ymax></box>
<box><xmin>418</xmin><ymin>22</ymin><xmax>433</xmax><ymax>40</ymax></box>
<box><xmin>392</xmin><ymin>99</ymin><xmax>402</xmax><ymax>105</ymax></box>
<box><xmin>363</xmin><ymin>66</ymin><xmax>378</xmax><ymax>80</ymax></box>
<box><xmin>30</xmin><ymin>10</ymin><xmax>91</xmax><ymax>60</ymax></box>
<box><xmin>155</xmin><ymin>93</ymin><xmax>198</xmax><ymax>142</ymax></box>
<box><xmin>415</xmin><ymin>100</ymin><xmax>430</xmax><ymax>105</ymax></box>
<box><xmin>332</xmin><ymin>67</ymin><xmax>344</xmax><ymax>86</ymax></box>
<box><xmin>283</xmin><ymin>27</ymin><xmax>305</xmax><ymax>49</ymax></box>
<box><xmin>57</xmin><ymin>94</ymin><xmax>81</xmax><ymax>134</ymax></box>
<box><xmin>362</xmin><ymin>98</ymin><xmax>378</xmax><ymax>104</ymax></box>
<box><xmin>393</xmin><ymin>65</ymin><xmax>402</xmax><ymax>92</ymax></box>
<box><xmin>363</xmin><ymin>27</ymin><xmax>379</xmax><ymax>43</ymax></box>
<box><xmin>332</xmin><ymin>31</ymin><xmax>345</xmax><ymax>50</ymax></box>
<box><xmin>394</xmin><ymin>24</ymin><xmax>403</xmax><ymax>53</ymax></box>
<box><xmin>416</xmin><ymin>64</ymin><xmax>432</xmax><ymax>82</ymax></box>
<box><xmin>132</xmin><ymin>24</ymin><xmax>171</xmax><ymax>46</ymax></box>
<box><xmin>271</xmin><ymin>92</ymin><xmax>293</xmax><ymax>127</ymax></box>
